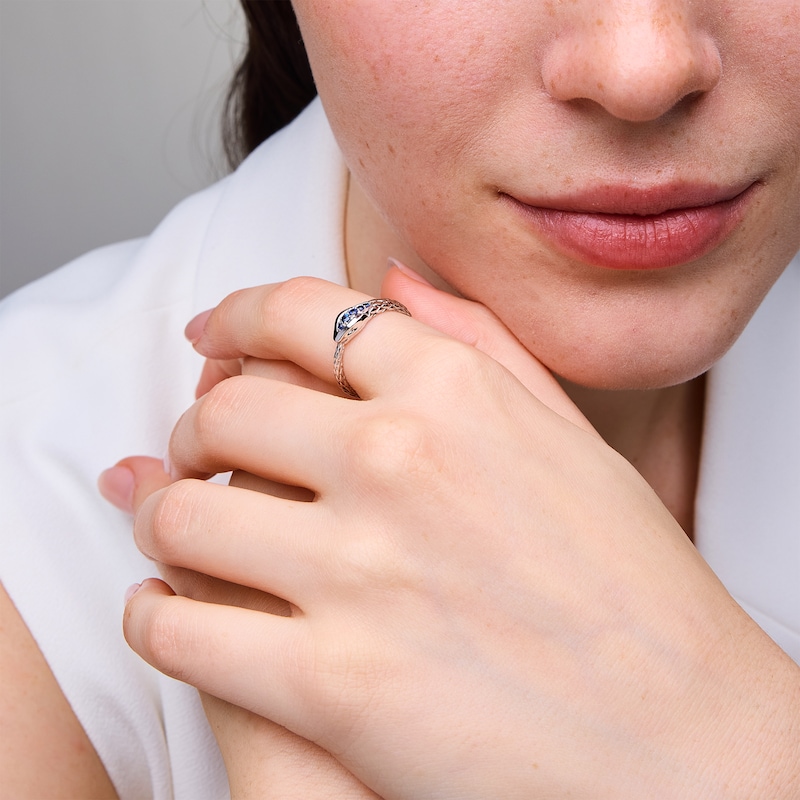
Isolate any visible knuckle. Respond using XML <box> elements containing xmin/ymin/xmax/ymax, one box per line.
<box><xmin>193</xmin><ymin>379</ymin><xmax>236</xmax><ymax>438</ymax></box>
<box><xmin>138</xmin><ymin>603</ymin><xmax>194</xmax><ymax>683</ymax></box>
<box><xmin>266</xmin><ymin>276</ymin><xmax>325</xmax><ymax>322</ymax></box>
<box><xmin>349</xmin><ymin>410</ymin><xmax>441</xmax><ymax>487</ymax></box>
<box><xmin>140</xmin><ymin>602</ymin><xmax>178</xmax><ymax>665</ymax></box>
<box><xmin>214</xmin><ymin>286</ymin><xmax>249</xmax><ymax>322</ymax></box>
<box><xmin>441</xmin><ymin>338</ymin><xmax>489</xmax><ymax>386</ymax></box>
<box><xmin>211</xmin><ymin>288</ymin><xmax>259</xmax><ymax>345</ymax></box>
<box><xmin>137</xmin><ymin>480</ymin><xmax>201</xmax><ymax>564</ymax></box>
<box><xmin>418</xmin><ymin>337</ymin><xmax>487</xmax><ymax>396</ymax></box>
<box><xmin>239</xmin><ymin>277</ymin><xmax>326</xmax><ymax>350</ymax></box>
<box><xmin>189</xmin><ymin>375</ymin><xmax>250</xmax><ymax>450</ymax></box>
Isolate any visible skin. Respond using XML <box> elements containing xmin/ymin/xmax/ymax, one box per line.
<box><xmin>0</xmin><ymin>583</ymin><xmax>118</xmax><ymax>798</ymax></box>
<box><xmin>308</xmin><ymin>0</ymin><xmax>800</xmax><ymax>531</ymax></box>
<box><xmin>5</xmin><ymin>0</ymin><xmax>800</xmax><ymax>797</ymax></box>
<box><xmin>116</xmin><ymin>0</ymin><xmax>799</xmax><ymax>797</ymax></box>
<box><xmin>301</xmin><ymin>0</ymin><xmax>800</xmax><ymax>390</ymax></box>
<box><xmin>111</xmin><ymin>277</ymin><xmax>605</xmax><ymax>798</ymax></box>
<box><xmin>118</xmin><ymin>274</ymin><xmax>800</xmax><ymax>798</ymax></box>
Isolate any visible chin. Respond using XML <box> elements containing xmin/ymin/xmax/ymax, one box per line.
<box><xmin>494</xmin><ymin>280</ymin><xmax>758</xmax><ymax>393</ymax></box>
<box><xmin>544</xmin><ymin>346</ymin><xmax>721</xmax><ymax>392</ymax></box>
<box><xmin>554</xmin><ymin>371</ymin><xmax>702</xmax><ymax>393</ymax></box>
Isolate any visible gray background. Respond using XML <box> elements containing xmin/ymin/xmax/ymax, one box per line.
<box><xmin>0</xmin><ymin>0</ymin><xmax>245</xmax><ymax>298</ymax></box>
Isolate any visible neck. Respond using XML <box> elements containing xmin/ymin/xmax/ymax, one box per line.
<box><xmin>558</xmin><ymin>376</ymin><xmax>706</xmax><ymax>537</ymax></box>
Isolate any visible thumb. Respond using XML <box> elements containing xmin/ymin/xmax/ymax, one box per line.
<box><xmin>98</xmin><ymin>455</ymin><xmax>174</xmax><ymax>515</ymax></box>
<box><xmin>381</xmin><ymin>261</ymin><xmax>595</xmax><ymax>434</ymax></box>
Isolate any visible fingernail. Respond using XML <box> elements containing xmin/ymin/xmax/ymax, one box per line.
<box><xmin>124</xmin><ymin>583</ymin><xmax>142</xmax><ymax>603</ymax></box>
<box><xmin>388</xmin><ymin>257</ymin><xmax>434</xmax><ymax>286</ymax></box>
<box><xmin>185</xmin><ymin>309</ymin><xmax>213</xmax><ymax>344</ymax></box>
<box><xmin>98</xmin><ymin>465</ymin><xmax>135</xmax><ymax>514</ymax></box>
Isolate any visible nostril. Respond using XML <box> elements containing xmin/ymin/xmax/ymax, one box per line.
<box><xmin>541</xmin><ymin>15</ymin><xmax>722</xmax><ymax>124</ymax></box>
<box><xmin>685</xmin><ymin>90</ymin><xmax>704</xmax><ymax>102</ymax></box>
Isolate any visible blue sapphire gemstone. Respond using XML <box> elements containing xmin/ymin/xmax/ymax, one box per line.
<box><xmin>334</xmin><ymin>304</ymin><xmax>370</xmax><ymax>341</ymax></box>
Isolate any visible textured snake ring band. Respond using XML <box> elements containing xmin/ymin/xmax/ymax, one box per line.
<box><xmin>332</xmin><ymin>298</ymin><xmax>411</xmax><ymax>398</ymax></box>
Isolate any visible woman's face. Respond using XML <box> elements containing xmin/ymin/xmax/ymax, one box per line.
<box><xmin>291</xmin><ymin>0</ymin><xmax>800</xmax><ymax>389</ymax></box>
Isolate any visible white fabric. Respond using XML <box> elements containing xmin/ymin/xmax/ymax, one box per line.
<box><xmin>0</xmin><ymin>96</ymin><xmax>797</xmax><ymax>798</ymax></box>
<box><xmin>696</xmin><ymin>260</ymin><xmax>800</xmax><ymax>661</ymax></box>
<box><xmin>0</xmin><ymin>99</ymin><xmax>347</xmax><ymax>800</ymax></box>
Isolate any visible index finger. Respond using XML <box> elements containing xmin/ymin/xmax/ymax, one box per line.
<box><xmin>190</xmin><ymin>277</ymin><xmax>444</xmax><ymax>400</ymax></box>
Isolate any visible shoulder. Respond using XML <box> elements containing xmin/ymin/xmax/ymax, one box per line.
<box><xmin>0</xmin><ymin>582</ymin><xmax>119</xmax><ymax>799</ymax></box>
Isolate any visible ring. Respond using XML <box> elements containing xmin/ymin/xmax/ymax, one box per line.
<box><xmin>333</xmin><ymin>298</ymin><xmax>411</xmax><ymax>398</ymax></box>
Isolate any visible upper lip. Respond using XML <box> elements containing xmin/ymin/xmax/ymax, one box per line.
<box><xmin>505</xmin><ymin>181</ymin><xmax>756</xmax><ymax>216</ymax></box>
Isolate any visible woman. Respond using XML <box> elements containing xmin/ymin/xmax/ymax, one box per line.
<box><xmin>2</xmin><ymin>1</ymin><xmax>799</xmax><ymax>797</ymax></box>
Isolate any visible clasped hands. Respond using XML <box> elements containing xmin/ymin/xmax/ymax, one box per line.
<box><xmin>107</xmin><ymin>266</ymin><xmax>799</xmax><ymax>799</ymax></box>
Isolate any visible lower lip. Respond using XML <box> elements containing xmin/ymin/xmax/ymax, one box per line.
<box><xmin>505</xmin><ymin>187</ymin><xmax>754</xmax><ymax>270</ymax></box>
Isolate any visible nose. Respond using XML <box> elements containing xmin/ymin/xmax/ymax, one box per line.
<box><xmin>541</xmin><ymin>1</ymin><xmax>722</xmax><ymax>123</ymax></box>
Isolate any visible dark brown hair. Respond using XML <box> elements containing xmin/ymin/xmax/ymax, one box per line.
<box><xmin>223</xmin><ymin>1</ymin><xmax>316</xmax><ymax>169</ymax></box>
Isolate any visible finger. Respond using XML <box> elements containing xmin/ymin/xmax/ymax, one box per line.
<box><xmin>157</xmin><ymin>469</ymin><xmax>315</xmax><ymax>619</ymax></box>
<box><xmin>241</xmin><ymin>357</ymin><xmax>337</xmax><ymax>395</ymax></box>
<box><xmin>167</xmin><ymin>375</ymin><xmax>346</xmax><ymax>486</ymax></box>
<box><xmin>98</xmin><ymin>455</ymin><xmax>173</xmax><ymax>515</ymax></box>
<box><xmin>229</xmin><ymin>468</ymin><xmax>314</xmax><ymax>503</ymax></box>
<box><xmin>188</xmin><ymin>277</ymin><xmax>443</xmax><ymax>400</ymax></box>
<box><xmin>157</xmin><ymin>564</ymin><xmax>293</xmax><ymax>617</ymax></box>
<box><xmin>196</xmin><ymin>357</ymin><xmax>242</xmax><ymax>398</ymax></box>
<box><xmin>197</xmin><ymin>357</ymin><xmax>334</xmax><ymax>400</ymax></box>
<box><xmin>381</xmin><ymin>264</ymin><xmax>596</xmax><ymax>434</ymax></box>
<box><xmin>123</xmin><ymin>579</ymin><xmax>311</xmax><ymax>733</ymax></box>
<box><xmin>134</xmin><ymin>479</ymin><xmax>330</xmax><ymax>603</ymax></box>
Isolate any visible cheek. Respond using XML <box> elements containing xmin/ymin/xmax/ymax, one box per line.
<box><xmin>295</xmin><ymin>2</ymin><xmax>535</xmax><ymax>195</ymax></box>
<box><xmin>717</xmin><ymin>3</ymin><xmax>800</xmax><ymax>163</ymax></box>
<box><xmin>293</xmin><ymin>0</ymin><xmax>800</xmax><ymax>390</ymax></box>
<box><xmin>719</xmin><ymin>5</ymin><xmax>800</xmax><ymax>254</ymax></box>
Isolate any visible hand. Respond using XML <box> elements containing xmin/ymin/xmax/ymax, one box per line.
<box><xmin>103</xmin><ymin>460</ymin><xmax>380</xmax><ymax>800</ymax></box>
<box><xmin>109</xmin><ymin>266</ymin><xmax>592</xmax><ymax>799</ymax></box>
<box><xmin>188</xmin><ymin>265</ymin><xmax>594</xmax><ymax>431</ymax></box>
<box><xmin>123</xmin><ymin>270</ymin><xmax>800</xmax><ymax>799</ymax></box>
